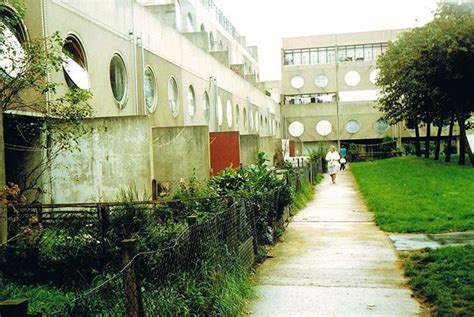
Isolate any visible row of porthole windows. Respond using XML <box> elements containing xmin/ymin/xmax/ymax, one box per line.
<box><xmin>214</xmin><ymin>96</ymin><xmax>280</xmax><ymax>136</ymax></box>
<box><xmin>0</xmin><ymin>12</ymin><xmax>200</xmax><ymax>116</ymax></box>
<box><xmin>288</xmin><ymin>120</ymin><xmax>389</xmax><ymax>137</ymax></box>
<box><xmin>290</xmin><ymin>69</ymin><xmax>380</xmax><ymax>89</ymax></box>
<box><xmin>0</xmin><ymin>10</ymin><xmax>279</xmax><ymax>133</ymax></box>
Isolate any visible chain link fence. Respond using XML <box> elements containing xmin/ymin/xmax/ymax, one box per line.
<box><xmin>0</xmin><ymin>164</ymin><xmax>319</xmax><ymax>315</ymax></box>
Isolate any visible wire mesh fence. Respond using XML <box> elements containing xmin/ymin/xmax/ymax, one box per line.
<box><xmin>0</xmin><ymin>164</ymin><xmax>318</xmax><ymax>315</ymax></box>
<box><xmin>51</xmin><ymin>195</ymin><xmax>273</xmax><ymax>316</ymax></box>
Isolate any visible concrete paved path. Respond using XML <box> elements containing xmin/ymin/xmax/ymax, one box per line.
<box><xmin>249</xmin><ymin>170</ymin><xmax>422</xmax><ymax>317</ymax></box>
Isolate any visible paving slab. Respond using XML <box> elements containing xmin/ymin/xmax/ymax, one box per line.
<box><xmin>389</xmin><ymin>231</ymin><xmax>474</xmax><ymax>251</ymax></box>
<box><xmin>249</xmin><ymin>170</ymin><xmax>422</xmax><ymax>316</ymax></box>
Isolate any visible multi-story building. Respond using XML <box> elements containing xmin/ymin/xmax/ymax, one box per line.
<box><xmin>280</xmin><ymin>29</ymin><xmax>458</xmax><ymax>158</ymax></box>
<box><xmin>0</xmin><ymin>0</ymin><xmax>282</xmax><ymax>203</ymax></box>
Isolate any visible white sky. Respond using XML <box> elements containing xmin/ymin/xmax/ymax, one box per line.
<box><xmin>212</xmin><ymin>0</ymin><xmax>439</xmax><ymax>81</ymax></box>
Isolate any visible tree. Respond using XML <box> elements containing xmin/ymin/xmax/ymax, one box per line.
<box><xmin>0</xmin><ymin>3</ymin><xmax>93</xmax><ymax>245</ymax></box>
<box><xmin>377</xmin><ymin>2</ymin><xmax>474</xmax><ymax>166</ymax></box>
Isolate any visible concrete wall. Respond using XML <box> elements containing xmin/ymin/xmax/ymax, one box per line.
<box><xmin>240</xmin><ymin>134</ymin><xmax>280</xmax><ymax>166</ymax></box>
<box><xmin>49</xmin><ymin>116</ymin><xmax>152</xmax><ymax>203</ymax></box>
<box><xmin>152</xmin><ymin>126</ymin><xmax>210</xmax><ymax>181</ymax></box>
<box><xmin>240</xmin><ymin>134</ymin><xmax>259</xmax><ymax>166</ymax></box>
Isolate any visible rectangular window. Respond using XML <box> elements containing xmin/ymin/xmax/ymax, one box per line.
<box><xmin>346</xmin><ymin>46</ymin><xmax>354</xmax><ymax>61</ymax></box>
<box><xmin>310</xmin><ymin>49</ymin><xmax>318</xmax><ymax>64</ymax></box>
<box><xmin>284</xmin><ymin>51</ymin><xmax>293</xmax><ymax>65</ymax></box>
<box><xmin>364</xmin><ymin>44</ymin><xmax>373</xmax><ymax>61</ymax></box>
<box><xmin>293</xmin><ymin>50</ymin><xmax>302</xmax><ymax>65</ymax></box>
<box><xmin>327</xmin><ymin>48</ymin><xmax>335</xmax><ymax>64</ymax></box>
<box><xmin>337</xmin><ymin>47</ymin><xmax>346</xmax><ymax>62</ymax></box>
<box><xmin>355</xmin><ymin>45</ymin><xmax>364</xmax><ymax>61</ymax></box>
<box><xmin>318</xmin><ymin>49</ymin><xmax>327</xmax><ymax>64</ymax></box>
<box><xmin>301</xmin><ymin>49</ymin><xmax>310</xmax><ymax>65</ymax></box>
<box><xmin>373</xmin><ymin>44</ymin><xmax>383</xmax><ymax>60</ymax></box>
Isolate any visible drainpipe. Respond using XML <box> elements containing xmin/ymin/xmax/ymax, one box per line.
<box><xmin>139</xmin><ymin>33</ymin><xmax>146</xmax><ymax>114</ymax></box>
<box><xmin>335</xmin><ymin>39</ymin><xmax>341</xmax><ymax>150</ymax></box>
<box><xmin>130</xmin><ymin>0</ymin><xmax>139</xmax><ymax>115</ymax></box>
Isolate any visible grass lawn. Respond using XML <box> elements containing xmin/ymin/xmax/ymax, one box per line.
<box><xmin>401</xmin><ymin>245</ymin><xmax>474</xmax><ymax>316</ymax></box>
<box><xmin>351</xmin><ymin>156</ymin><xmax>474</xmax><ymax>233</ymax></box>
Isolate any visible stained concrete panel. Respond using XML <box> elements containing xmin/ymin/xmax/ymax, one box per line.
<box><xmin>152</xmin><ymin>126</ymin><xmax>210</xmax><ymax>181</ymax></box>
<box><xmin>50</xmin><ymin>116</ymin><xmax>152</xmax><ymax>203</ymax></box>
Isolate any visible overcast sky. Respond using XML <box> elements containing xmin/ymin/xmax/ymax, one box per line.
<box><xmin>212</xmin><ymin>0</ymin><xmax>440</xmax><ymax>81</ymax></box>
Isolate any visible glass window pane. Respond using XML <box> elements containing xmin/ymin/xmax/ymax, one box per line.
<box><xmin>301</xmin><ymin>49</ymin><xmax>310</xmax><ymax>64</ymax></box>
<box><xmin>355</xmin><ymin>45</ymin><xmax>364</xmax><ymax>61</ymax></box>
<box><xmin>374</xmin><ymin>44</ymin><xmax>382</xmax><ymax>59</ymax></box>
<box><xmin>144</xmin><ymin>66</ymin><xmax>156</xmax><ymax>112</ymax></box>
<box><xmin>310</xmin><ymin>49</ymin><xmax>318</xmax><ymax>64</ymax></box>
<box><xmin>338</xmin><ymin>47</ymin><xmax>346</xmax><ymax>62</ymax></box>
<box><xmin>327</xmin><ymin>48</ymin><xmax>335</xmax><ymax>64</ymax></box>
<box><xmin>364</xmin><ymin>45</ymin><xmax>373</xmax><ymax>61</ymax></box>
<box><xmin>284</xmin><ymin>51</ymin><xmax>293</xmax><ymax>65</ymax></box>
<box><xmin>293</xmin><ymin>50</ymin><xmax>302</xmax><ymax>65</ymax></box>
<box><xmin>318</xmin><ymin>49</ymin><xmax>327</xmax><ymax>64</ymax></box>
<box><xmin>346</xmin><ymin>46</ymin><xmax>354</xmax><ymax>61</ymax></box>
<box><xmin>109</xmin><ymin>54</ymin><xmax>127</xmax><ymax>107</ymax></box>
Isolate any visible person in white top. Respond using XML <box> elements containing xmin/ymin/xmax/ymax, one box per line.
<box><xmin>325</xmin><ymin>145</ymin><xmax>341</xmax><ymax>184</ymax></box>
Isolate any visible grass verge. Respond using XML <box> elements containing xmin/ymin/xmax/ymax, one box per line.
<box><xmin>351</xmin><ymin>156</ymin><xmax>474</xmax><ymax>233</ymax></box>
<box><xmin>290</xmin><ymin>174</ymin><xmax>323</xmax><ymax>215</ymax></box>
<box><xmin>401</xmin><ymin>245</ymin><xmax>474</xmax><ymax>316</ymax></box>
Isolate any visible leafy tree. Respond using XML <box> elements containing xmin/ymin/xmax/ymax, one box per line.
<box><xmin>0</xmin><ymin>3</ymin><xmax>93</xmax><ymax>244</ymax></box>
<box><xmin>377</xmin><ymin>2</ymin><xmax>474</xmax><ymax>166</ymax></box>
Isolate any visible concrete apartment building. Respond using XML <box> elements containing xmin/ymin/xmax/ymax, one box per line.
<box><xmin>0</xmin><ymin>0</ymin><xmax>282</xmax><ymax>203</ymax></box>
<box><xmin>280</xmin><ymin>29</ymin><xmax>458</xmax><ymax>157</ymax></box>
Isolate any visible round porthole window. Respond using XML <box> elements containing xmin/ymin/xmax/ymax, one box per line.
<box><xmin>243</xmin><ymin>108</ymin><xmax>247</xmax><ymax>129</ymax></box>
<box><xmin>203</xmin><ymin>91</ymin><xmax>210</xmax><ymax>122</ymax></box>
<box><xmin>168</xmin><ymin>76</ymin><xmax>179</xmax><ymax>117</ymax></box>
<box><xmin>0</xmin><ymin>22</ymin><xmax>26</xmax><ymax>78</ymax></box>
<box><xmin>344</xmin><ymin>71</ymin><xmax>361</xmax><ymax>87</ymax></box>
<box><xmin>288</xmin><ymin>121</ymin><xmax>304</xmax><ymax>137</ymax></box>
<box><xmin>315</xmin><ymin>75</ymin><xmax>328</xmax><ymax>88</ymax></box>
<box><xmin>63</xmin><ymin>35</ymin><xmax>89</xmax><ymax>90</ymax></box>
<box><xmin>217</xmin><ymin>95</ymin><xmax>223</xmax><ymax>126</ymax></box>
<box><xmin>226</xmin><ymin>100</ymin><xmax>233</xmax><ymax>128</ymax></box>
<box><xmin>109</xmin><ymin>53</ymin><xmax>128</xmax><ymax>108</ymax></box>
<box><xmin>255</xmin><ymin>111</ymin><xmax>259</xmax><ymax>132</ymax></box>
<box><xmin>291</xmin><ymin>76</ymin><xmax>304</xmax><ymax>89</ymax></box>
<box><xmin>144</xmin><ymin>66</ymin><xmax>156</xmax><ymax>113</ymax></box>
<box><xmin>345</xmin><ymin>120</ymin><xmax>360</xmax><ymax>134</ymax></box>
<box><xmin>316</xmin><ymin>120</ymin><xmax>332</xmax><ymax>136</ymax></box>
<box><xmin>186</xmin><ymin>12</ymin><xmax>194</xmax><ymax>32</ymax></box>
<box><xmin>187</xmin><ymin>85</ymin><xmax>196</xmax><ymax>118</ymax></box>
<box><xmin>374</xmin><ymin>120</ymin><xmax>389</xmax><ymax>133</ymax></box>
<box><xmin>235</xmin><ymin>104</ymin><xmax>240</xmax><ymax>127</ymax></box>
<box><xmin>370</xmin><ymin>69</ymin><xmax>380</xmax><ymax>84</ymax></box>
<box><xmin>249</xmin><ymin>108</ymin><xmax>254</xmax><ymax>131</ymax></box>
<box><xmin>175</xmin><ymin>0</ymin><xmax>182</xmax><ymax>30</ymax></box>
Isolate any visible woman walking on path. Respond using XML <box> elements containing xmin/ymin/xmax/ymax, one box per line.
<box><xmin>325</xmin><ymin>145</ymin><xmax>340</xmax><ymax>184</ymax></box>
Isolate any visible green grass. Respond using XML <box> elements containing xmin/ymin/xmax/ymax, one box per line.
<box><xmin>0</xmin><ymin>282</ymin><xmax>74</xmax><ymax>315</ymax></box>
<box><xmin>351</xmin><ymin>156</ymin><xmax>474</xmax><ymax>233</ymax></box>
<box><xmin>402</xmin><ymin>245</ymin><xmax>474</xmax><ymax>316</ymax></box>
<box><xmin>290</xmin><ymin>174</ymin><xmax>322</xmax><ymax>215</ymax></box>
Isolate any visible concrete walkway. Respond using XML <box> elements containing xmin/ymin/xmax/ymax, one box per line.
<box><xmin>249</xmin><ymin>170</ymin><xmax>422</xmax><ymax>317</ymax></box>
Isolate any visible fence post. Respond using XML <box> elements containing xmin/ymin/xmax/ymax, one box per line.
<box><xmin>34</xmin><ymin>202</ymin><xmax>43</xmax><ymax>224</ymax></box>
<box><xmin>0</xmin><ymin>299</ymin><xmax>28</xmax><ymax>317</ymax></box>
<box><xmin>98</xmin><ymin>204</ymin><xmax>110</xmax><ymax>236</ymax></box>
<box><xmin>244</xmin><ymin>199</ymin><xmax>259</xmax><ymax>256</ymax></box>
<box><xmin>187</xmin><ymin>216</ymin><xmax>199</xmax><ymax>263</ymax></box>
<box><xmin>120</xmin><ymin>239</ymin><xmax>144</xmax><ymax>317</ymax></box>
<box><xmin>151</xmin><ymin>179</ymin><xmax>158</xmax><ymax>201</ymax></box>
